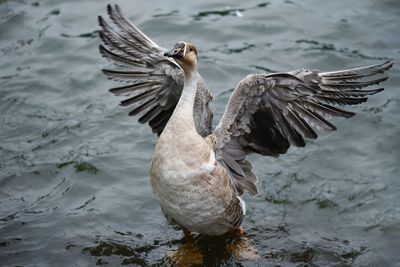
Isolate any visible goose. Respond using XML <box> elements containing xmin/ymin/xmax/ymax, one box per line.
<box><xmin>98</xmin><ymin>5</ymin><xmax>393</xmax><ymax>237</ymax></box>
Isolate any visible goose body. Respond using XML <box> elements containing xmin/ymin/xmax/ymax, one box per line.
<box><xmin>150</xmin><ymin>47</ymin><xmax>244</xmax><ymax>235</ymax></box>
<box><xmin>99</xmin><ymin>5</ymin><xmax>393</xmax><ymax>236</ymax></box>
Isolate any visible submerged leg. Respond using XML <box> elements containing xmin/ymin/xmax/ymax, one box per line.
<box><xmin>234</xmin><ymin>226</ymin><xmax>244</xmax><ymax>237</ymax></box>
<box><xmin>182</xmin><ymin>227</ymin><xmax>194</xmax><ymax>243</ymax></box>
<box><xmin>168</xmin><ymin>227</ymin><xmax>203</xmax><ymax>266</ymax></box>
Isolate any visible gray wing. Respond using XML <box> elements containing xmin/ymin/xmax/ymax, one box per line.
<box><xmin>214</xmin><ymin>60</ymin><xmax>393</xmax><ymax>196</ymax></box>
<box><xmin>99</xmin><ymin>4</ymin><xmax>213</xmax><ymax>136</ymax></box>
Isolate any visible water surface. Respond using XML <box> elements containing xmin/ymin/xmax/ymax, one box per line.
<box><xmin>1</xmin><ymin>0</ymin><xmax>400</xmax><ymax>266</ymax></box>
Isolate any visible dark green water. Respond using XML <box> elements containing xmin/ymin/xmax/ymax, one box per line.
<box><xmin>1</xmin><ymin>0</ymin><xmax>399</xmax><ymax>266</ymax></box>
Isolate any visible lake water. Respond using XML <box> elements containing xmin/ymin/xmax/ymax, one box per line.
<box><xmin>1</xmin><ymin>0</ymin><xmax>399</xmax><ymax>266</ymax></box>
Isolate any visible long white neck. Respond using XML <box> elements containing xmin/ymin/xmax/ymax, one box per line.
<box><xmin>177</xmin><ymin>72</ymin><xmax>197</xmax><ymax>113</ymax></box>
<box><xmin>164</xmin><ymin>70</ymin><xmax>198</xmax><ymax>134</ymax></box>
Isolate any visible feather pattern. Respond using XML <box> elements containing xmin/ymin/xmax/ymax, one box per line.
<box><xmin>214</xmin><ymin>60</ymin><xmax>393</xmax><ymax>195</ymax></box>
<box><xmin>99</xmin><ymin>5</ymin><xmax>393</xmax><ymax>229</ymax></box>
<box><xmin>99</xmin><ymin>4</ymin><xmax>213</xmax><ymax>136</ymax></box>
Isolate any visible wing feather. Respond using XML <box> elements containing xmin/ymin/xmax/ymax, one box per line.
<box><xmin>99</xmin><ymin>4</ymin><xmax>213</xmax><ymax>136</ymax></box>
<box><xmin>213</xmin><ymin>60</ymin><xmax>392</xmax><ymax>195</ymax></box>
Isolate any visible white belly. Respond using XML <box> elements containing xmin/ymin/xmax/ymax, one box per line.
<box><xmin>150</xmin><ymin>149</ymin><xmax>233</xmax><ymax>235</ymax></box>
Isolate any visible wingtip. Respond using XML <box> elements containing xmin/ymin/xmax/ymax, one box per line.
<box><xmin>376</xmin><ymin>75</ymin><xmax>389</xmax><ymax>84</ymax></box>
<box><xmin>110</xmin><ymin>91</ymin><xmax>120</xmax><ymax>97</ymax></box>
<box><xmin>385</xmin><ymin>58</ymin><xmax>394</xmax><ymax>65</ymax></box>
<box><xmin>97</xmin><ymin>15</ymin><xmax>104</xmax><ymax>26</ymax></box>
<box><xmin>377</xmin><ymin>59</ymin><xmax>394</xmax><ymax>74</ymax></box>
<box><xmin>344</xmin><ymin>111</ymin><xmax>356</xmax><ymax>119</ymax></box>
<box><xmin>371</xmin><ymin>88</ymin><xmax>385</xmax><ymax>95</ymax></box>
<box><xmin>386</xmin><ymin>60</ymin><xmax>394</xmax><ymax>70</ymax></box>
<box><xmin>107</xmin><ymin>4</ymin><xmax>123</xmax><ymax>18</ymax></box>
<box><xmin>106</xmin><ymin>4</ymin><xmax>112</xmax><ymax>14</ymax></box>
<box><xmin>98</xmin><ymin>44</ymin><xmax>106</xmax><ymax>56</ymax></box>
<box><xmin>101</xmin><ymin>69</ymin><xmax>110</xmax><ymax>76</ymax></box>
<box><xmin>114</xmin><ymin>4</ymin><xmax>121</xmax><ymax>13</ymax></box>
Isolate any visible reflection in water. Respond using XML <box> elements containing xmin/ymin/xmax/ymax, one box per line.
<box><xmin>82</xmin><ymin>233</ymin><xmax>260</xmax><ymax>266</ymax></box>
<box><xmin>168</xmin><ymin>242</ymin><xmax>204</xmax><ymax>267</ymax></box>
<box><xmin>81</xmin><ymin>229</ymin><xmax>365</xmax><ymax>266</ymax></box>
<box><xmin>168</xmin><ymin>234</ymin><xmax>260</xmax><ymax>266</ymax></box>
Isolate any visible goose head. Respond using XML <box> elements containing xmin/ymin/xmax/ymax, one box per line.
<box><xmin>164</xmin><ymin>41</ymin><xmax>198</xmax><ymax>76</ymax></box>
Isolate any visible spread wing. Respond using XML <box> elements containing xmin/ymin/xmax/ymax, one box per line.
<box><xmin>99</xmin><ymin>4</ymin><xmax>213</xmax><ymax>136</ymax></box>
<box><xmin>213</xmin><ymin>60</ymin><xmax>393</xmax><ymax>196</ymax></box>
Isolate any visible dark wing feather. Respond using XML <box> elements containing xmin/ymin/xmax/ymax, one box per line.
<box><xmin>214</xmin><ymin>60</ymin><xmax>393</xmax><ymax>196</ymax></box>
<box><xmin>99</xmin><ymin>4</ymin><xmax>213</xmax><ymax>136</ymax></box>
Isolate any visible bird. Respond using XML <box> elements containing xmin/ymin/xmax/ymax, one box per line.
<box><xmin>98</xmin><ymin>4</ymin><xmax>393</xmax><ymax>237</ymax></box>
